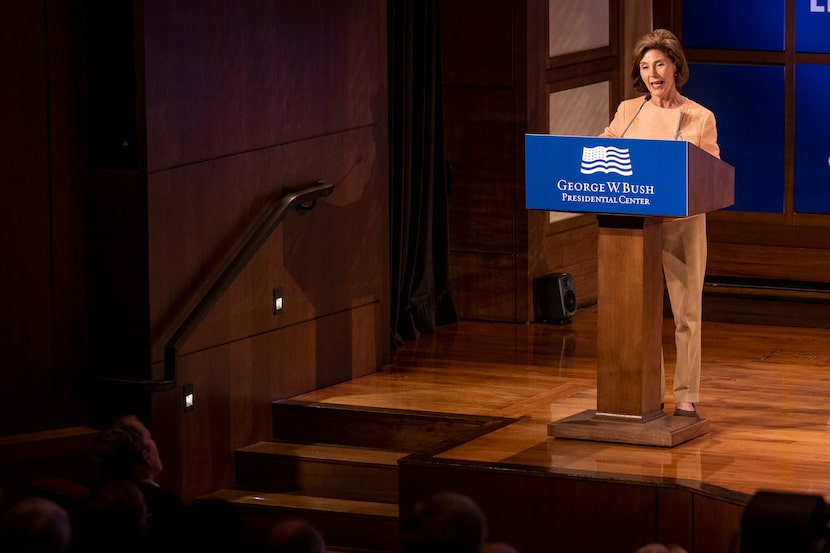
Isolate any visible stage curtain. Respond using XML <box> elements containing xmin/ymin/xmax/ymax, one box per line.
<box><xmin>388</xmin><ymin>0</ymin><xmax>458</xmax><ymax>347</ymax></box>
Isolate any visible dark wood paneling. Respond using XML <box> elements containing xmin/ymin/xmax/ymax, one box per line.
<box><xmin>532</xmin><ymin>1</ymin><xmax>628</xmax><ymax>315</ymax></box>
<box><xmin>450</xmin><ymin>253</ymin><xmax>516</xmax><ymax>321</ymax></box>
<box><xmin>539</xmin><ymin>215</ymin><xmax>599</xmax><ymax>306</ymax></box>
<box><xmin>399</xmin><ymin>461</ymin><xmax>662</xmax><ymax>553</ymax></box>
<box><xmin>444</xmin><ymin>87</ymin><xmax>516</xmax><ymax>253</ymax></box>
<box><xmin>652</xmin><ymin>0</ymin><xmax>679</xmax><ymax>34</ymax></box>
<box><xmin>147</xmin><ymin>128</ymin><xmax>385</xmax><ymax>362</ymax></box>
<box><xmin>708</xmin><ymin>242</ymin><xmax>830</xmax><ymax>282</ymax></box>
<box><xmin>442</xmin><ymin>0</ymin><xmax>534</xmax><ymax>322</ymax></box>
<box><xmin>142</xmin><ymin>0</ymin><xmax>385</xmax><ymax>172</ymax></box>
<box><xmin>440</xmin><ymin>0</ymin><xmax>515</xmax><ymax>87</ymax></box>
<box><xmin>172</xmin><ymin>305</ymin><xmax>381</xmax><ymax>502</ymax></box>
<box><xmin>399</xmin><ymin>459</ymin><xmax>745</xmax><ymax>553</ymax></box>
<box><xmin>47</xmin><ymin>0</ymin><xmax>93</xmax><ymax>424</ymax></box>
<box><xmin>693</xmin><ymin>494</ymin><xmax>744</xmax><ymax>553</ymax></box>
<box><xmin>0</xmin><ymin>427</ymin><xmax>99</xmax><ymax>510</ymax></box>
<box><xmin>87</xmin><ymin>170</ymin><xmax>152</xmax><ymax>379</ymax></box>
<box><xmin>136</xmin><ymin>1</ymin><xmax>389</xmax><ymax>504</ymax></box>
<box><xmin>1</xmin><ymin>3</ymin><xmax>55</xmax><ymax>435</ymax></box>
<box><xmin>709</xmin><ymin>217</ymin><xmax>830</xmax><ymax>283</ymax></box>
<box><xmin>657</xmin><ymin>486</ymin><xmax>693</xmax><ymax>547</ymax></box>
<box><xmin>709</xmin><ymin>217</ymin><xmax>830</xmax><ymax>249</ymax></box>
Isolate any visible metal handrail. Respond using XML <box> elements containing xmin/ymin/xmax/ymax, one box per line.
<box><xmin>159</xmin><ymin>180</ymin><xmax>335</xmax><ymax>383</ymax></box>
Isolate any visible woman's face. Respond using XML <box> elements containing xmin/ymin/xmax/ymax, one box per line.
<box><xmin>639</xmin><ymin>48</ymin><xmax>678</xmax><ymax>101</ymax></box>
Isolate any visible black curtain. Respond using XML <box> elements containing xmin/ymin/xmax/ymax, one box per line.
<box><xmin>388</xmin><ymin>0</ymin><xmax>458</xmax><ymax>347</ymax></box>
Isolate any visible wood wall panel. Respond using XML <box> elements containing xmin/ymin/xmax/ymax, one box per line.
<box><xmin>450</xmin><ymin>253</ymin><xmax>517</xmax><ymax>321</ymax></box>
<box><xmin>708</xmin><ymin>217</ymin><xmax>830</xmax><ymax>283</ymax></box>
<box><xmin>143</xmin><ymin>0</ymin><xmax>385</xmax><ymax>172</ymax></box>
<box><xmin>657</xmin><ymin>486</ymin><xmax>693</xmax><ymax>547</ymax></box>
<box><xmin>399</xmin><ymin>459</ymin><xmax>745</xmax><ymax>553</ymax></box>
<box><xmin>444</xmin><ymin>87</ymin><xmax>516</xmax><ymax>253</ymax></box>
<box><xmin>442</xmin><ymin>0</ymin><xmax>535</xmax><ymax>323</ymax></box>
<box><xmin>400</xmin><ymin>461</ymin><xmax>663</xmax><ymax>553</ymax></box>
<box><xmin>0</xmin><ymin>427</ymin><xmax>100</xmax><ymax>507</ymax></box>
<box><xmin>87</xmin><ymin>170</ymin><xmax>152</xmax><ymax>379</ymax></box>
<box><xmin>693</xmin><ymin>494</ymin><xmax>744</xmax><ymax>553</ymax></box>
<box><xmin>708</xmin><ymin>242</ymin><xmax>830</xmax><ymax>282</ymax></box>
<box><xmin>1</xmin><ymin>3</ymin><xmax>56</xmax><ymax>435</ymax></box>
<box><xmin>441</xmin><ymin>0</ymin><xmax>515</xmax><ymax>87</ymax></box>
<box><xmin>167</xmin><ymin>305</ymin><xmax>379</xmax><ymax>501</ymax></box>
<box><xmin>442</xmin><ymin>0</ymin><xmax>616</xmax><ymax>323</ymax></box>
<box><xmin>540</xmin><ymin>216</ymin><xmax>599</xmax><ymax>305</ymax></box>
<box><xmin>147</xmin><ymin>128</ymin><xmax>384</xmax><ymax>363</ymax></box>
<box><xmin>47</xmin><ymin>0</ymin><xmax>92</xmax><ymax>423</ymax></box>
<box><xmin>708</xmin><ymin>218</ymin><xmax>830</xmax><ymax>250</ymax></box>
<box><xmin>136</xmin><ymin>1</ymin><xmax>388</xmax><ymax>502</ymax></box>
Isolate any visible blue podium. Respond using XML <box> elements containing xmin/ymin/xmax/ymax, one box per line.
<box><xmin>526</xmin><ymin>134</ymin><xmax>734</xmax><ymax>446</ymax></box>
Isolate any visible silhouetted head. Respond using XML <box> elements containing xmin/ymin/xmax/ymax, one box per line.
<box><xmin>401</xmin><ymin>492</ymin><xmax>487</xmax><ymax>553</ymax></box>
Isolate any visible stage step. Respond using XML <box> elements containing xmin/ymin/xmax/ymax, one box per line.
<box><xmin>220</xmin><ymin>401</ymin><xmax>514</xmax><ymax>552</ymax></box>
<box><xmin>271</xmin><ymin>399</ymin><xmax>513</xmax><ymax>451</ymax></box>
<box><xmin>234</xmin><ymin>441</ymin><xmax>405</xmax><ymax>503</ymax></box>
<box><xmin>204</xmin><ymin>489</ymin><xmax>399</xmax><ymax>552</ymax></box>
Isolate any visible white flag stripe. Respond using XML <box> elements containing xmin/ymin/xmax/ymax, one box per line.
<box><xmin>581</xmin><ymin>161</ymin><xmax>632</xmax><ymax>169</ymax></box>
<box><xmin>581</xmin><ymin>166</ymin><xmax>633</xmax><ymax>174</ymax></box>
<box><xmin>580</xmin><ymin>146</ymin><xmax>633</xmax><ymax>176</ymax></box>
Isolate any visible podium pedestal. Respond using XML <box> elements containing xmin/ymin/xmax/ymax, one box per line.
<box><xmin>547</xmin><ymin>409</ymin><xmax>710</xmax><ymax>447</ymax></box>
<box><xmin>526</xmin><ymin>134</ymin><xmax>733</xmax><ymax>448</ymax></box>
<box><xmin>547</xmin><ymin>215</ymin><xmax>710</xmax><ymax>447</ymax></box>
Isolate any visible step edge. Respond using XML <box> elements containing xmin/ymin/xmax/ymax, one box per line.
<box><xmin>205</xmin><ymin>489</ymin><xmax>399</xmax><ymax>518</ymax></box>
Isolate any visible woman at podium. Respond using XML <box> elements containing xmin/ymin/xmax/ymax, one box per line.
<box><xmin>600</xmin><ymin>29</ymin><xmax>720</xmax><ymax>418</ymax></box>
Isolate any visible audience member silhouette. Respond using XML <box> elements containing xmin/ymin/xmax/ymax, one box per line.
<box><xmin>181</xmin><ymin>498</ymin><xmax>244</xmax><ymax>553</ymax></box>
<box><xmin>634</xmin><ymin>543</ymin><xmax>689</xmax><ymax>553</ymax></box>
<box><xmin>92</xmin><ymin>415</ymin><xmax>185</xmax><ymax>552</ymax></box>
<box><xmin>0</xmin><ymin>496</ymin><xmax>71</xmax><ymax>553</ymax></box>
<box><xmin>265</xmin><ymin>518</ymin><xmax>326</xmax><ymax>553</ymax></box>
<box><xmin>73</xmin><ymin>478</ymin><xmax>148</xmax><ymax>553</ymax></box>
<box><xmin>401</xmin><ymin>491</ymin><xmax>489</xmax><ymax>553</ymax></box>
<box><xmin>482</xmin><ymin>541</ymin><xmax>519</xmax><ymax>553</ymax></box>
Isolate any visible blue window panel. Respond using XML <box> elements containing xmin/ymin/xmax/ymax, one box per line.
<box><xmin>794</xmin><ymin>64</ymin><xmax>830</xmax><ymax>214</ymax></box>
<box><xmin>795</xmin><ymin>1</ymin><xmax>830</xmax><ymax>53</ymax></box>
<box><xmin>683</xmin><ymin>63</ymin><xmax>785</xmax><ymax>213</ymax></box>
<box><xmin>683</xmin><ymin>1</ymin><xmax>785</xmax><ymax>51</ymax></box>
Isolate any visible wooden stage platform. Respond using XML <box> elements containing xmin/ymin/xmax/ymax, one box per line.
<box><xmin>294</xmin><ymin>304</ymin><xmax>830</xmax><ymax>505</ymax></box>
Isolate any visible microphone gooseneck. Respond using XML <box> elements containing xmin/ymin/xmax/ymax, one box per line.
<box><xmin>621</xmin><ymin>94</ymin><xmax>651</xmax><ymax>137</ymax></box>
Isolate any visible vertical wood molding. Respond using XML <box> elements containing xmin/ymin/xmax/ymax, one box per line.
<box><xmin>622</xmin><ymin>0</ymin><xmax>653</xmax><ymax>100</ymax></box>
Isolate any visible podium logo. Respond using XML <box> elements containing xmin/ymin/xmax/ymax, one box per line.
<box><xmin>580</xmin><ymin>146</ymin><xmax>633</xmax><ymax>176</ymax></box>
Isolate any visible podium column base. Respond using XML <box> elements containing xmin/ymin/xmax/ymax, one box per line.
<box><xmin>548</xmin><ymin>409</ymin><xmax>711</xmax><ymax>447</ymax></box>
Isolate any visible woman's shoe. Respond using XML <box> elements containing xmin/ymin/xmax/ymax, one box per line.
<box><xmin>674</xmin><ymin>403</ymin><xmax>698</xmax><ymax>417</ymax></box>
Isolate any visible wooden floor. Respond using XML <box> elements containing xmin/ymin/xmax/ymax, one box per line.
<box><xmin>293</xmin><ymin>304</ymin><xmax>830</xmax><ymax>503</ymax></box>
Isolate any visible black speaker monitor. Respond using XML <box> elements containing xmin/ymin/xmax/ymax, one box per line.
<box><xmin>533</xmin><ymin>272</ymin><xmax>576</xmax><ymax>324</ymax></box>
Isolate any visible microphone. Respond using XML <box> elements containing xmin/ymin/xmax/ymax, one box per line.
<box><xmin>621</xmin><ymin>94</ymin><xmax>651</xmax><ymax>137</ymax></box>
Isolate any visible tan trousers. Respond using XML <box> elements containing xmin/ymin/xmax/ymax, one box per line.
<box><xmin>661</xmin><ymin>213</ymin><xmax>707</xmax><ymax>404</ymax></box>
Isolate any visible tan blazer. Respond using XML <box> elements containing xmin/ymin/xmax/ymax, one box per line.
<box><xmin>600</xmin><ymin>95</ymin><xmax>720</xmax><ymax>159</ymax></box>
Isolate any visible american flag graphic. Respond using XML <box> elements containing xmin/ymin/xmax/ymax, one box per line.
<box><xmin>580</xmin><ymin>146</ymin><xmax>633</xmax><ymax>176</ymax></box>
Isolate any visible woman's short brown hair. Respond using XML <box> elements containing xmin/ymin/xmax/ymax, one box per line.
<box><xmin>630</xmin><ymin>29</ymin><xmax>689</xmax><ymax>93</ymax></box>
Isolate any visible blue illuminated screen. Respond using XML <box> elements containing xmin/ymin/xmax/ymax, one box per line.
<box><xmin>683</xmin><ymin>63</ymin><xmax>785</xmax><ymax>213</ymax></box>
<box><xmin>795</xmin><ymin>1</ymin><xmax>830</xmax><ymax>53</ymax></box>
<box><xmin>794</xmin><ymin>64</ymin><xmax>830</xmax><ymax>214</ymax></box>
<box><xmin>683</xmin><ymin>1</ymin><xmax>785</xmax><ymax>51</ymax></box>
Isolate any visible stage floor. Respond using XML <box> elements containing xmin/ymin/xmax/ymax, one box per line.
<box><xmin>292</xmin><ymin>305</ymin><xmax>830</xmax><ymax>503</ymax></box>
